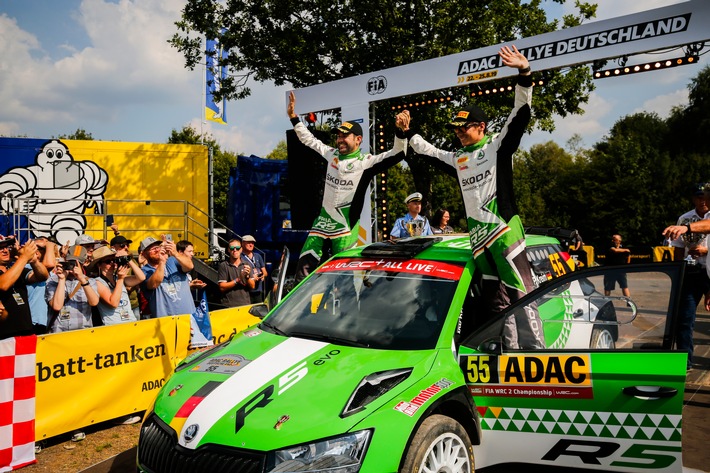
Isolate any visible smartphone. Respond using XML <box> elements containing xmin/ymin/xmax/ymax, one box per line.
<box><xmin>106</xmin><ymin>214</ymin><xmax>114</xmax><ymax>226</ymax></box>
<box><xmin>164</xmin><ymin>233</ymin><xmax>173</xmax><ymax>241</ymax></box>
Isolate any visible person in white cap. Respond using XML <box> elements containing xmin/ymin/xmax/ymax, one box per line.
<box><xmin>240</xmin><ymin>235</ymin><xmax>267</xmax><ymax>303</ymax></box>
<box><xmin>287</xmin><ymin>91</ymin><xmax>409</xmax><ymax>283</ymax></box>
<box><xmin>390</xmin><ymin>192</ymin><xmax>433</xmax><ymax>238</ymax></box>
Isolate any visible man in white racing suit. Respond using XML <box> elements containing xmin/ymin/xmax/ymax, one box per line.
<box><xmin>397</xmin><ymin>46</ymin><xmax>544</xmax><ymax>349</ymax></box>
<box><xmin>288</xmin><ymin>92</ymin><xmax>408</xmax><ymax>282</ymax></box>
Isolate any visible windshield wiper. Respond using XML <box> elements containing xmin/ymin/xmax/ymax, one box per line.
<box><xmin>260</xmin><ymin>321</ymin><xmax>289</xmax><ymax>337</ymax></box>
<box><xmin>289</xmin><ymin>331</ymin><xmax>370</xmax><ymax>348</ymax></box>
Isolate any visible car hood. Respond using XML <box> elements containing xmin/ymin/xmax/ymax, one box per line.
<box><xmin>152</xmin><ymin>327</ymin><xmax>437</xmax><ymax>451</ymax></box>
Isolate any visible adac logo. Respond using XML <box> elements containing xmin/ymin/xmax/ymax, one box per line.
<box><xmin>367</xmin><ymin>75</ymin><xmax>387</xmax><ymax>95</ymax></box>
<box><xmin>184</xmin><ymin>424</ymin><xmax>199</xmax><ymax>443</ymax></box>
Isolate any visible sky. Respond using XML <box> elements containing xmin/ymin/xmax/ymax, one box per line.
<box><xmin>0</xmin><ymin>0</ymin><xmax>704</xmax><ymax>157</ymax></box>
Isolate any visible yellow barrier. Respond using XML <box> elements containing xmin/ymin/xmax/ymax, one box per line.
<box><xmin>34</xmin><ymin>306</ymin><xmax>261</xmax><ymax>441</ymax></box>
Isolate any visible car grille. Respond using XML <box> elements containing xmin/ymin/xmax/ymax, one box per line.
<box><xmin>138</xmin><ymin>413</ymin><xmax>265</xmax><ymax>473</ymax></box>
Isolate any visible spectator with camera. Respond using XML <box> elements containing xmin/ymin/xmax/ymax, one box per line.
<box><xmin>0</xmin><ymin>236</ymin><xmax>50</xmax><ymax>340</ymax></box>
<box><xmin>240</xmin><ymin>235</ymin><xmax>267</xmax><ymax>303</ymax></box>
<box><xmin>26</xmin><ymin>236</ymin><xmax>57</xmax><ymax>334</ymax></box>
<box><xmin>176</xmin><ymin>240</ymin><xmax>207</xmax><ymax>291</ymax></box>
<box><xmin>110</xmin><ymin>232</ymin><xmax>143</xmax><ymax>319</ymax></box>
<box><xmin>46</xmin><ymin>245</ymin><xmax>99</xmax><ymax>333</ymax></box>
<box><xmin>218</xmin><ymin>237</ymin><xmax>256</xmax><ymax>308</ymax></box>
<box><xmin>140</xmin><ymin>235</ymin><xmax>195</xmax><ymax>317</ymax></box>
<box><xmin>89</xmin><ymin>245</ymin><xmax>145</xmax><ymax>325</ymax></box>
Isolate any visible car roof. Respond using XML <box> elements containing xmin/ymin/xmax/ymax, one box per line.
<box><xmin>334</xmin><ymin>234</ymin><xmax>562</xmax><ymax>264</ymax></box>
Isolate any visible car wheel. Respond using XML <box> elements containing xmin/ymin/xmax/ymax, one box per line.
<box><xmin>401</xmin><ymin>414</ymin><xmax>474</xmax><ymax>473</ymax></box>
<box><xmin>590</xmin><ymin>326</ymin><xmax>615</xmax><ymax>349</ymax></box>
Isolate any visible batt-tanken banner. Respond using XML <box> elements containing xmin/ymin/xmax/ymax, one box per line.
<box><xmin>33</xmin><ymin>306</ymin><xmax>260</xmax><ymax>441</ymax></box>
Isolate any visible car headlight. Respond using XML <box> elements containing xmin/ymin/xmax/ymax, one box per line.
<box><xmin>267</xmin><ymin>430</ymin><xmax>371</xmax><ymax>473</ymax></box>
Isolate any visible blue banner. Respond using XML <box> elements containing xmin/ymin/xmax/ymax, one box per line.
<box><xmin>190</xmin><ymin>290</ymin><xmax>213</xmax><ymax>348</ymax></box>
<box><xmin>205</xmin><ymin>36</ymin><xmax>227</xmax><ymax>125</ymax></box>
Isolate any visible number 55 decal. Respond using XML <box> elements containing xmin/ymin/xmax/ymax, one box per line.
<box><xmin>465</xmin><ymin>355</ymin><xmax>492</xmax><ymax>383</ymax></box>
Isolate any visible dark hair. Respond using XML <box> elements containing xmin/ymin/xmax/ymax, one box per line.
<box><xmin>431</xmin><ymin>208</ymin><xmax>450</xmax><ymax>228</ymax></box>
<box><xmin>176</xmin><ymin>240</ymin><xmax>193</xmax><ymax>253</ymax></box>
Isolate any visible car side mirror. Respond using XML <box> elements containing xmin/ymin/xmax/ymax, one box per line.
<box><xmin>248</xmin><ymin>304</ymin><xmax>269</xmax><ymax>319</ymax></box>
<box><xmin>477</xmin><ymin>337</ymin><xmax>503</xmax><ymax>355</ymax></box>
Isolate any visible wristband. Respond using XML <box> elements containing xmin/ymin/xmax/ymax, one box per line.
<box><xmin>686</xmin><ymin>223</ymin><xmax>692</xmax><ymax>234</ymax></box>
<box><xmin>518</xmin><ymin>66</ymin><xmax>531</xmax><ymax>74</ymax></box>
<box><xmin>81</xmin><ymin>281</ymin><xmax>90</xmax><ymax>287</ymax></box>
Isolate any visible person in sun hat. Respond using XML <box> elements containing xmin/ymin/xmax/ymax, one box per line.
<box><xmin>287</xmin><ymin>91</ymin><xmax>409</xmax><ymax>283</ymax></box>
<box><xmin>89</xmin><ymin>245</ymin><xmax>145</xmax><ymax>326</ymax></box>
<box><xmin>397</xmin><ymin>45</ymin><xmax>544</xmax><ymax>349</ymax></box>
<box><xmin>46</xmin><ymin>244</ymin><xmax>99</xmax><ymax>333</ymax></box>
<box><xmin>390</xmin><ymin>192</ymin><xmax>433</xmax><ymax>238</ymax></box>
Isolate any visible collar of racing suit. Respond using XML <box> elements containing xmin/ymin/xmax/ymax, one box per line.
<box><xmin>459</xmin><ymin>134</ymin><xmax>490</xmax><ymax>153</ymax></box>
<box><xmin>337</xmin><ymin>149</ymin><xmax>363</xmax><ymax>160</ymax></box>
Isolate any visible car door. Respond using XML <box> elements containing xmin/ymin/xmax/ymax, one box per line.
<box><xmin>459</xmin><ymin>262</ymin><xmax>687</xmax><ymax>472</ymax></box>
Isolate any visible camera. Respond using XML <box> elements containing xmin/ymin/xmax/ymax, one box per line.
<box><xmin>60</xmin><ymin>260</ymin><xmax>77</xmax><ymax>271</ymax></box>
<box><xmin>115</xmin><ymin>255</ymin><xmax>133</xmax><ymax>266</ymax></box>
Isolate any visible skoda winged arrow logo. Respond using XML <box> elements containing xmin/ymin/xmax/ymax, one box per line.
<box><xmin>184</xmin><ymin>424</ymin><xmax>199</xmax><ymax>443</ymax></box>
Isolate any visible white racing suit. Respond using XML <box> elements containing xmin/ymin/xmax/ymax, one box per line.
<box><xmin>407</xmin><ymin>74</ymin><xmax>545</xmax><ymax>349</ymax></box>
<box><xmin>292</xmin><ymin>120</ymin><xmax>407</xmax><ymax>282</ymax></box>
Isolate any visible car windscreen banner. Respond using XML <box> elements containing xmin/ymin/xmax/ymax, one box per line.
<box><xmin>318</xmin><ymin>258</ymin><xmax>465</xmax><ymax>280</ymax></box>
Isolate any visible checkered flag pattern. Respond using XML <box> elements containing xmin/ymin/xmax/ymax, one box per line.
<box><xmin>0</xmin><ymin>335</ymin><xmax>37</xmax><ymax>471</ymax></box>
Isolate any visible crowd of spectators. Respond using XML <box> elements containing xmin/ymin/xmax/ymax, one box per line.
<box><xmin>0</xmin><ymin>226</ymin><xmax>267</xmax><ymax>343</ymax></box>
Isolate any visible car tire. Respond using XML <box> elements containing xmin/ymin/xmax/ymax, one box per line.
<box><xmin>401</xmin><ymin>414</ymin><xmax>474</xmax><ymax>473</ymax></box>
<box><xmin>590</xmin><ymin>326</ymin><xmax>615</xmax><ymax>349</ymax></box>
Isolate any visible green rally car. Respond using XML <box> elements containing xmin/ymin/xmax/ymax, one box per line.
<box><xmin>137</xmin><ymin>235</ymin><xmax>687</xmax><ymax>473</ymax></box>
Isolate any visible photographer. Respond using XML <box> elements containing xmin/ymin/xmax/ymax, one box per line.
<box><xmin>90</xmin><ymin>246</ymin><xmax>145</xmax><ymax>325</ymax></box>
<box><xmin>0</xmin><ymin>236</ymin><xmax>50</xmax><ymax>340</ymax></box>
<box><xmin>46</xmin><ymin>245</ymin><xmax>99</xmax><ymax>333</ymax></box>
<box><xmin>140</xmin><ymin>235</ymin><xmax>195</xmax><ymax>317</ymax></box>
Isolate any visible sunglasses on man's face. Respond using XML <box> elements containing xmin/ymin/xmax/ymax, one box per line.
<box><xmin>117</xmin><ymin>243</ymin><xmax>129</xmax><ymax>249</ymax></box>
<box><xmin>454</xmin><ymin>122</ymin><xmax>479</xmax><ymax>132</ymax></box>
<box><xmin>229</xmin><ymin>246</ymin><xmax>242</xmax><ymax>251</ymax></box>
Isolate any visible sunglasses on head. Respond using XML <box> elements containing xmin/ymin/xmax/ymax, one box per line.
<box><xmin>229</xmin><ymin>245</ymin><xmax>242</xmax><ymax>251</ymax></box>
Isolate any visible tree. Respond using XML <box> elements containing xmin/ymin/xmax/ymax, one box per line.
<box><xmin>265</xmin><ymin>140</ymin><xmax>288</xmax><ymax>160</ymax></box>
<box><xmin>167</xmin><ymin>126</ymin><xmax>238</xmax><ymax>223</ymax></box>
<box><xmin>57</xmin><ymin>128</ymin><xmax>94</xmax><ymax>140</ymax></box>
<box><xmin>576</xmin><ymin>112</ymin><xmax>674</xmax><ymax>247</ymax></box>
<box><xmin>514</xmin><ymin>141</ymin><xmax>576</xmax><ymax>228</ymax></box>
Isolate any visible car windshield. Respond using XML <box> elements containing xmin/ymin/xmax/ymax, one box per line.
<box><xmin>262</xmin><ymin>258</ymin><xmax>463</xmax><ymax>350</ymax></box>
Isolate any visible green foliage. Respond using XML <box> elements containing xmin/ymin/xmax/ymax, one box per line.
<box><xmin>380</xmin><ymin>163</ymin><xmax>412</xmax><ymax>236</ymax></box>
<box><xmin>265</xmin><ymin>140</ymin><xmax>288</xmax><ymax>160</ymax></box>
<box><xmin>57</xmin><ymin>128</ymin><xmax>94</xmax><ymax>140</ymax></box>
<box><xmin>171</xmin><ymin>0</ymin><xmax>595</xmax><ymax>117</ymax></box>
<box><xmin>167</xmin><ymin>126</ymin><xmax>237</xmax><ymax>223</ymax></box>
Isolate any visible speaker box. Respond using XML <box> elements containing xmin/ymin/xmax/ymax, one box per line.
<box><xmin>286</xmin><ymin>128</ymin><xmax>330</xmax><ymax>230</ymax></box>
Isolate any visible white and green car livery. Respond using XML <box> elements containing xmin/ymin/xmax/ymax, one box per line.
<box><xmin>138</xmin><ymin>235</ymin><xmax>687</xmax><ymax>473</ymax></box>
